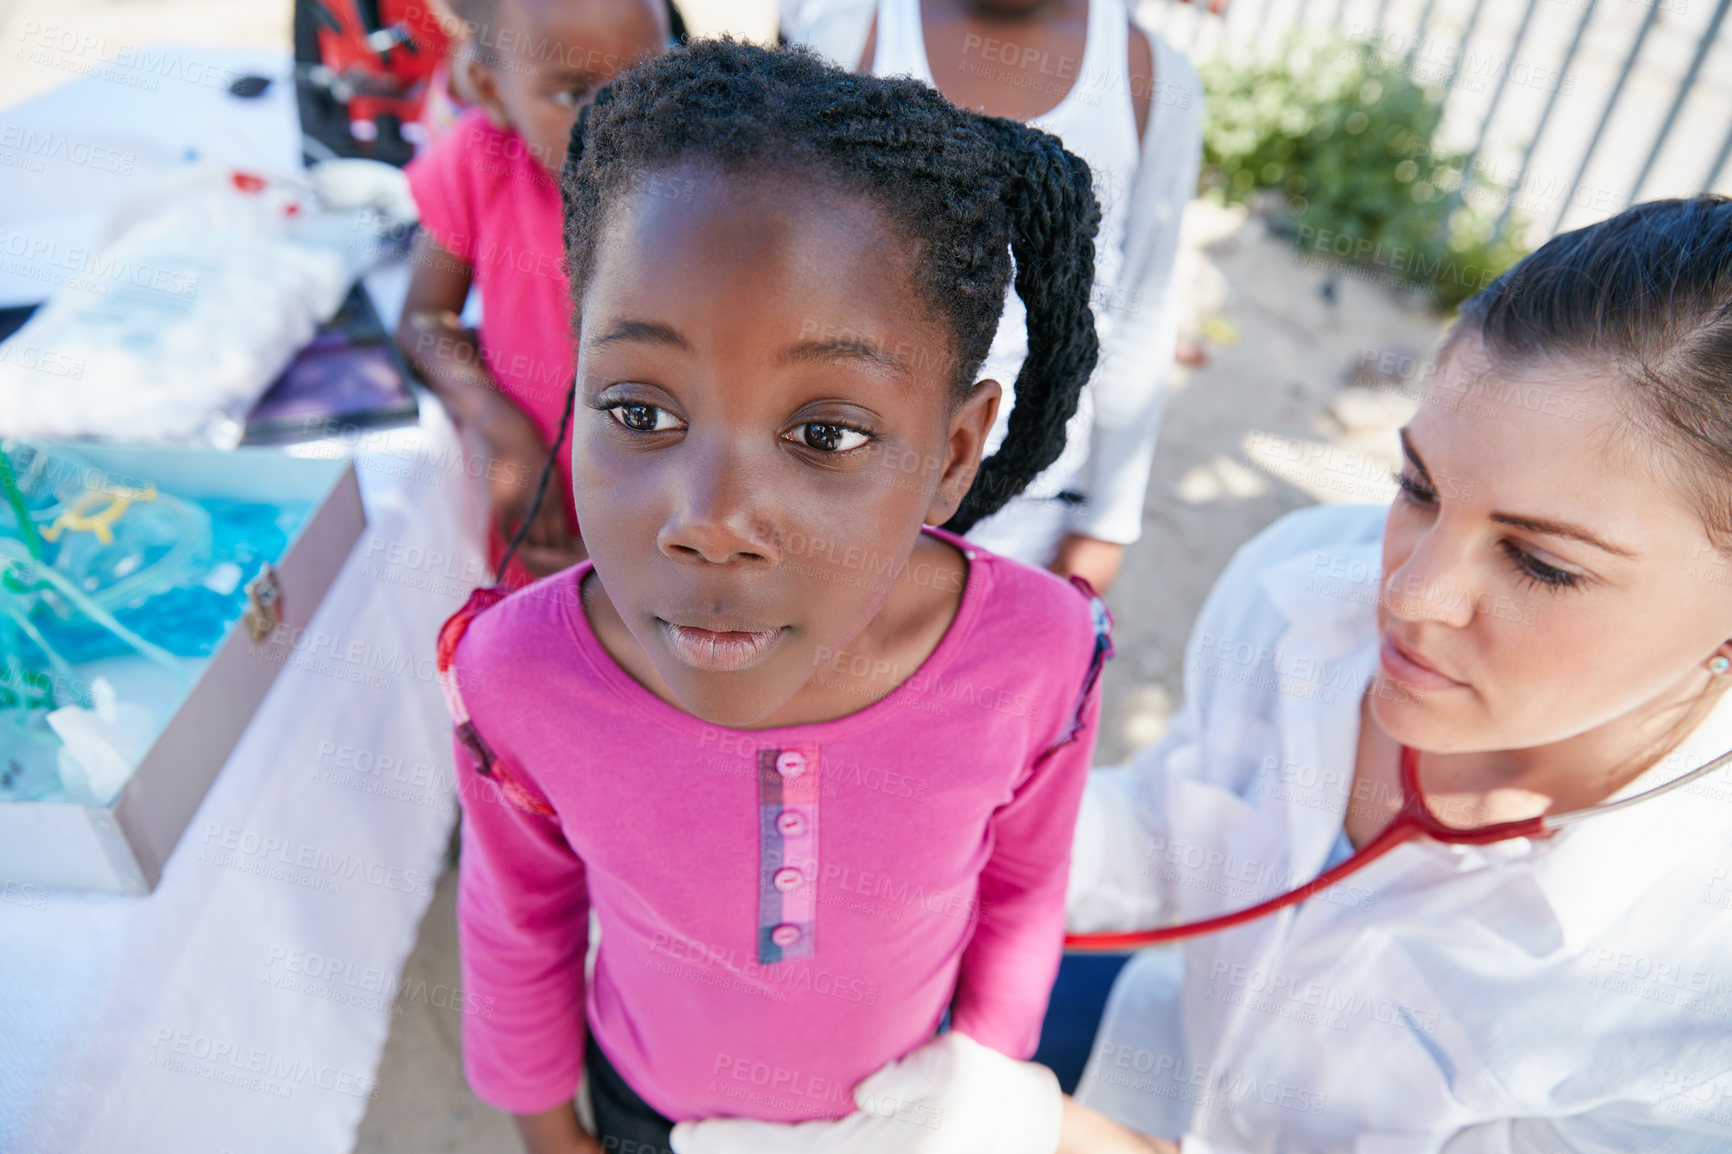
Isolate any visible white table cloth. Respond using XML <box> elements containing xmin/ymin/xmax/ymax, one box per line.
<box><xmin>0</xmin><ymin>400</ymin><xmax>489</xmax><ymax>1153</ymax></box>
<box><xmin>0</xmin><ymin>45</ymin><xmax>302</xmax><ymax>308</ymax></box>
<box><xmin>1</xmin><ymin>45</ymin><xmax>492</xmax><ymax>1154</ymax></box>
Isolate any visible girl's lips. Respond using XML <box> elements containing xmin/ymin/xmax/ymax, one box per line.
<box><xmin>658</xmin><ymin>620</ymin><xmax>786</xmax><ymax>672</ymax></box>
<box><xmin>1379</xmin><ymin>632</ymin><xmax>1467</xmax><ymax>692</ymax></box>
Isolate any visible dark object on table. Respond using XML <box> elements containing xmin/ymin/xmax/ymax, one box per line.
<box><xmin>293</xmin><ymin>0</ymin><xmax>691</xmax><ymax>168</ymax></box>
<box><xmin>243</xmin><ymin>283</ymin><xmax>418</xmax><ymax>444</ymax></box>
<box><xmin>0</xmin><ymin>304</ymin><xmax>38</xmax><ymax>344</ymax></box>
<box><xmin>229</xmin><ymin>74</ymin><xmax>273</xmax><ymax>98</ymax></box>
<box><xmin>294</xmin><ymin>0</ymin><xmax>450</xmax><ymax>168</ymax></box>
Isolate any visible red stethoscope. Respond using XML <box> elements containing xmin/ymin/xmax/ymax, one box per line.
<box><xmin>1064</xmin><ymin>743</ymin><xmax>1732</xmax><ymax>951</ymax></box>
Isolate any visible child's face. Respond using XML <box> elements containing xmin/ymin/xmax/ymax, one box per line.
<box><xmin>571</xmin><ymin>168</ymin><xmax>999</xmax><ymax>727</ymax></box>
<box><xmin>469</xmin><ymin>0</ymin><xmax>666</xmax><ymax>177</ymax></box>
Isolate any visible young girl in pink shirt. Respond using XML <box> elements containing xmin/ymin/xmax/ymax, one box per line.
<box><xmin>437</xmin><ymin>38</ymin><xmax>1113</xmax><ymax>1154</ymax></box>
<box><xmin>397</xmin><ymin>0</ymin><xmax>671</xmax><ymax>585</ymax></box>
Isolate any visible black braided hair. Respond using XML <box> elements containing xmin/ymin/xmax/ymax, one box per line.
<box><xmin>556</xmin><ymin>37</ymin><xmax>1100</xmax><ymax>534</ymax></box>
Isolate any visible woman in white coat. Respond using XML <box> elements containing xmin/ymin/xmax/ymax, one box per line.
<box><xmin>672</xmin><ymin>196</ymin><xmax>1732</xmax><ymax>1153</ymax></box>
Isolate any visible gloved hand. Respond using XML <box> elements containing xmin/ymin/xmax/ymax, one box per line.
<box><xmin>669</xmin><ymin>1032</ymin><xmax>1064</xmax><ymax>1154</ymax></box>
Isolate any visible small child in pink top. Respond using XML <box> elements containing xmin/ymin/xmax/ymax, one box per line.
<box><xmin>437</xmin><ymin>39</ymin><xmax>1112</xmax><ymax>1154</ymax></box>
<box><xmin>397</xmin><ymin>0</ymin><xmax>669</xmax><ymax>586</ymax></box>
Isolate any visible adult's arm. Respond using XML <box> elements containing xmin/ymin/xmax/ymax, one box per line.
<box><xmin>1059</xmin><ymin>1097</ymin><xmax>1179</xmax><ymax>1154</ymax></box>
<box><xmin>1065</xmin><ymin>34</ymin><xmax>1203</xmax><ymax>547</ymax></box>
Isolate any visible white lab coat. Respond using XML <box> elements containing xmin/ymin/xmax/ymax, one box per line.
<box><xmin>1068</xmin><ymin>503</ymin><xmax>1732</xmax><ymax>1153</ymax></box>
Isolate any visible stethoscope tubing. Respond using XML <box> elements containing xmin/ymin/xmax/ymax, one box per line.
<box><xmin>1063</xmin><ymin>744</ymin><xmax>1732</xmax><ymax>952</ymax></box>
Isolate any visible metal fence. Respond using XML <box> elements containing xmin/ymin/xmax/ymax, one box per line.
<box><xmin>1138</xmin><ymin>0</ymin><xmax>1732</xmax><ymax>246</ymax></box>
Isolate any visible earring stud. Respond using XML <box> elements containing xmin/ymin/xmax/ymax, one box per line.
<box><xmin>1712</xmin><ymin>656</ymin><xmax>1731</xmax><ymax>675</ymax></box>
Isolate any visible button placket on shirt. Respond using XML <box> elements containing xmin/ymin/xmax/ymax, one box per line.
<box><xmin>758</xmin><ymin>743</ymin><xmax>820</xmax><ymax>963</ymax></box>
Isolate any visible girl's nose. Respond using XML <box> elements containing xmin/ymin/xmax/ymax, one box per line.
<box><xmin>656</xmin><ymin>443</ymin><xmax>781</xmax><ymax>566</ymax></box>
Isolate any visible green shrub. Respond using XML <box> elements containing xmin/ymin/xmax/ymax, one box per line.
<box><xmin>1200</xmin><ymin>30</ymin><xmax>1527</xmax><ymax>309</ymax></box>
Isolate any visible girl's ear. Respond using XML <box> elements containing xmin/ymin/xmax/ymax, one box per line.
<box><xmin>466</xmin><ymin>59</ymin><xmax>512</xmax><ymax>131</ymax></box>
<box><xmin>924</xmin><ymin>379</ymin><xmax>1003</xmax><ymax>528</ymax></box>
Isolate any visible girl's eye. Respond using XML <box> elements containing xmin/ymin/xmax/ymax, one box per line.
<box><xmin>1393</xmin><ymin>469</ymin><xmax>1437</xmax><ymax>507</ymax></box>
<box><xmin>789</xmin><ymin>423</ymin><xmax>871</xmax><ymax>453</ymax></box>
<box><xmin>1500</xmin><ymin>540</ymin><xmax>1585</xmax><ymax>591</ymax></box>
<box><xmin>606</xmin><ymin>402</ymin><xmax>681</xmax><ymax>433</ymax></box>
<box><xmin>551</xmin><ymin>88</ymin><xmax>595</xmax><ymax>110</ymax></box>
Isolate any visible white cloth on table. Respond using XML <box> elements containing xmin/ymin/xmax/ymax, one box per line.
<box><xmin>0</xmin><ymin>47</ymin><xmax>301</xmax><ymax>309</ymax></box>
<box><xmin>1069</xmin><ymin>502</ymin><xmax>1732</xmax><ymax>1153</ymax></box>
<box><xmin>0</xmin><ymin>399</ymin><xmax>488</xmax><ymax>1154</ymax></box>
<box><xmin>1</xmin><ymin>48</ymin><xmax>490</xmax><ymax>1154</ymax></box>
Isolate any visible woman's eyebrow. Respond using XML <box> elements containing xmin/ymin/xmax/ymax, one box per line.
<box><xmin>591</xmin><ymin>320</ymin><xmax>689</xmax><ymax>350</ymax></box>
<box><xmin>778</xmin><ymin>338</ymin><xmax>908</xmax><ymax>378</ymax></box>
<box><xmin>1397</xmin><ymin>427</ymin><xmax>1433</xmax><ymax>481</ymax></box>
<box><xmin>1488</xmin><ymin>512</ymin><xmax>1637</xmax><ymax>558</ymax></box>
<box><xmin>1401</xmin><ymin>428</ymin><xmax>1636</xmax><ymax>558</ymax></box>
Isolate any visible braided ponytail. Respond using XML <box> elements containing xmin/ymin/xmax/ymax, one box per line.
<box><xmin>945</xmin><ymin>118</ymin><xmax>1101</xmax><ymax>535</ymax></box>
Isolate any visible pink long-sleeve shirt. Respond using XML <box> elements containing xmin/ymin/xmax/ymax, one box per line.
<box><xmin>444</xmin><ymin>530</ymin><xmax>1106</xmax><ymax>1120</ymax></box>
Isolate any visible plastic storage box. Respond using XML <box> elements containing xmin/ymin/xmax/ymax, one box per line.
<box><xmin>0</xmin><ymin>445</ymin><xmax>364</xmax><ymax>893</ymax></box>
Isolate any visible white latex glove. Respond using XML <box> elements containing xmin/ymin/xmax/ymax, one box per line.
<box><xmin>670</xmin><ymin>1032</ymin><xmax>1063</xmax><ymax>1154</ymax></box>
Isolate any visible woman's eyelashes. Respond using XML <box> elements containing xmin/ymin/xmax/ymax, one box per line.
<box><xmin>1394</xmin><ymin>469</ymin><xmax>1436</xmax><ymax>506</ymax></box>
<box><xmin>1394</xmin><ymin>469</ymin><xmax>1586</xmax><ymax>592</ymax></box>
<box><xmin>1501</xmin><ymin>540</ymin><xmax>1586</xmax><ymax>592</ymax></box>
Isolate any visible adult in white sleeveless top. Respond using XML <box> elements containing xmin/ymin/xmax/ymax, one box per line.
<box><xmin>786</xmin><ymin>0</ymin><xmax>1203</xmax><ymax>593</ymax></box>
